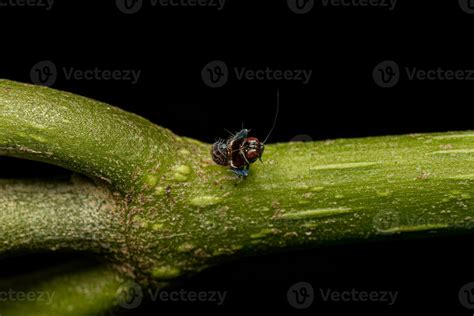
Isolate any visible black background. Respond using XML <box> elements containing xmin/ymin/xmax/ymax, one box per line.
<box><xmin>1</xmin><ymin>0</ymin><xmax>474</xmax><ymax>314</ymax></box>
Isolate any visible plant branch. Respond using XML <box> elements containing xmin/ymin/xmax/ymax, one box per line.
<box><xmin>0</xmin><ymin>259</ymin><xmax>125</xmax><ymax>316</ymax></box>
<box><xmin>0</xmin><ymin>176</ymin><xmax>124</xmax><ymax>258</ymax></box>
<box><xmin>2</xmin><ymin>80</ymin><xmax>474</xmax><ymax>309</ymax></box>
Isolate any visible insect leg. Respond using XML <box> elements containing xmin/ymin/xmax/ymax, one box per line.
<box><xmin>230</xmin><ymin>167</ymin><xmax>249</xmax><ymax>178</ymax></box>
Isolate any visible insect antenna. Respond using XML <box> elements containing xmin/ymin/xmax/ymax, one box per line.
<box><xmin>262</xmin><ymin>88</ymin><xmax>280</xmax><ymax>144</ymax></box>
<box><xmin>223</xmin><ymin>128</ymin><xmax>235</xmax><ymax>136</ymax></box>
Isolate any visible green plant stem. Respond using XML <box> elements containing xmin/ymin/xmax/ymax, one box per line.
<box><xmin>0</xmin><ymin>176</ymin><xmax>124</xmax><ymax>258</ymax></box>
<box><xmin>0</xmin><ymin>259</ymin><xmax>125</xmax><ymax>315</ymax></box>
<box><xmin>2</xmin><ymin>80</ymin><xmax>474</xmax><ymax>312</ymax></box>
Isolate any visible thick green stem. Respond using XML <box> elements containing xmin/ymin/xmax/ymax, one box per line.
<box><xmin>0</xmin><ymin>259</ymin><xmax>126</xmax><ymax>315</ymax></box>
<box><xmin>0</xmin><ymin>176</ymin><xmax>125</xmax><ymax>259</ymax></box>
<box><xmin>2</xmin><ymin>80</ymin><xmax>474</xmax><ymax>312</ymax></box>
<box><xmin>0</xmin><ymin>80</ymin><xmax>177</xmax><ymax>194</ymax></box>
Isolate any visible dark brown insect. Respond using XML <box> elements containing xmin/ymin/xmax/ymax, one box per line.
<box><xmin>211</xmin><ymin>130</ymin><xmax>265</xmax><ymax>177</ymax></box>
<box><xmin>211</xmin><ymin>90</ymin><xmax>279</xmax><ymax>177</ymax></box>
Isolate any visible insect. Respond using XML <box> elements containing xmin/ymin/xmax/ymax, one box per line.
<box><xmin>211</xmin><ymin>90</ymin><xmax>280</xmax><ymax>177</ymax></box>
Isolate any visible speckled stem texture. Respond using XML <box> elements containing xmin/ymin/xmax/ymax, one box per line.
<box><xmin>2</xmin><ymin>79</ymin><xmax>474</xmax><ymax>314</ymax></box>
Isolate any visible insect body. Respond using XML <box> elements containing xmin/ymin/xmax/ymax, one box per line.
<box><xmin>211</xmin><ymin>129</ymin><xmax>265</xmax><ymax>177</ymax></box>
<box><xmin>211</xmin><ymin>90</ymin><xmax>279</xmax><ymax>178</ymax></box>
